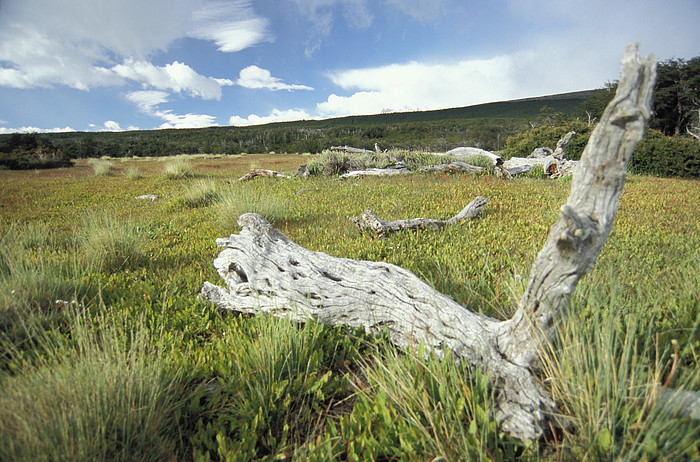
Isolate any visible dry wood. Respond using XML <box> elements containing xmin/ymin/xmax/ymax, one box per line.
<box><xmin>201</xmin><ymin>44</ymin><xmax>660</xmax><ymax>441</ymax></box>
<box><xmin>237</xmin><ymin>169</ymin><xmax>291</xmax><ymax>181</ymax></box>
<box><xmin>350</xmin><ymin>196</ymin><xmax>489</xmax><ymax>236</ymax></box>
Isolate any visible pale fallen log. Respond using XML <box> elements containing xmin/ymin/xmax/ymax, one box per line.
<box><xmin>445</xmin><ymin>147</ymin><xmax>504</xmax><ymax>166</ymax></box>
<box><xmin>237</xmin><ymin>169</ymin><xmax>291</xmax><ymax>181</ymax></box>
<box><xmin>349</xmin><ymin>196</ymin><xmax>489</xmax><ymax>236</ymax></box>
<box><xmin>338</xmin><ymin>163</ymin><xmax>410</xmax><ymax>179</ymax></box>
<box><xmin>330</xmin><ymin>145</ymin><xmax>376</xmax><ymax>155</ymax></box>
<box><xmin>201</xmin><ymin>45</ymin><xmax>662</xmax><ymax>440</ymax></box>
<box><xmin>418</xmin><ymin>161</ymin><xmax>486</xmax><ymax>174</ymax></box>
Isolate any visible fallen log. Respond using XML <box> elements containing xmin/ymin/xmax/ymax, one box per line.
<box><xmin>418</xmin><ymin>161</ymin><xmax>486</xmax><ymax>174</ymax></box>
<box><xmin>201</xmin><ymin>44</ymin><xmax>659</xmax><ymax>440</ymax></box>
<box><xmin>349</xmin><ymin>196</ymin><xmax>489</xmax><ymax>236</ymax></box>
<box><xmin>237</xmin><ymin>169</ymin><xmax>291</xmax><ymax>181</ymax></box>
<box><xmin>338</xmin><ymin>163</ymin><xmax>410</xmax><ymax>179</ymax></box>
<box><xmin>445</xmin><ymin>147</ymin><xmax>503</xmax><ymax>166</ymax></box>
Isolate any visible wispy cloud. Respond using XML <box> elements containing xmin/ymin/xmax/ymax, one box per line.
<box><xmin>189</xmin><ymin>1</ymin><xmax>272</xmax><ymax>53</ymax></box>
<box><xmin>229</xmin><ymin>108</ymin><xmax>317</xmax><ymax>126</ymax></box>
<box><xmin>126</xmin><ymin>90</ymin><xmax>217</xmax><ymax>129</ymax></box>
<box><xmin>236</xmin><ymin>66</ymin><xmax>313</xmax><ymax>91</ymax></box>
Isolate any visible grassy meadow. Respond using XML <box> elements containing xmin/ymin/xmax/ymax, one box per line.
<box><xmin>0</xmin><ymin>153</ymin><xmax>698</xmax><ymax>461</ymax></box>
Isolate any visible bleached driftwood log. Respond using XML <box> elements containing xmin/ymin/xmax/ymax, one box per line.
<box><xmin>349</xmin><ymin>196</ymin><xmax>489</xmax><ymax>236</ymax></box>
<box><xmin>238</xmin><ymin>169</ymin><xmax>291</xmax><ymax>181</ymax></box>
<box><xmin>201</xmin><ymin>45</ymin><xmax>658</xmax><ymax>440</ymax></box>
<box><xmin>417</xmin><ymin>161</ymin><xmax>486</xmax><ymax>174</ymax></box>
<box><xmin>445</xmin><ymin>147</ymin><xmax>503</xmax><ymax>166</ymax></box>
<box><xmin>503</xmin><ymin>131</ymin><xmax>578</xmax><ymax>178</ymax></box>
<box><xmin>338</xmin><ymin>163</ymin><xmax>410</xmax><ymax>178</ymax></box>
<box><xmin>330</xmin><ymin>145</ymin><xmax>376</xmax><ymax>155</ymax></box>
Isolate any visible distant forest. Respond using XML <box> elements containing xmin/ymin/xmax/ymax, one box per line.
<box><xmin>0</xmin><ymin>91</ymin><xmax>598</xmax><ymax>158</ymax></box>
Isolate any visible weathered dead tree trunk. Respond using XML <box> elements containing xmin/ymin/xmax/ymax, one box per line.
<box><xmin>200</xmin><ymin>45</ymin><xmax>657</xmax><ymax>440</ymax></box>
<box><xmin>237</xmin><ymin>169</ymin><xmax>290</xmax><ymax>181</ymax></box>
<box><xmin>349</xmin><ymin>196</ymin><xmax>489</xmax><ymax>236</ymax></box>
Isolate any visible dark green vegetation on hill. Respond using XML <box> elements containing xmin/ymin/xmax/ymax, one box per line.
<box><xmin>0</xmin><ymin>156</ymin><xmax>698</xmax><ymax>460</ymax></box>
<box><xmin>0</xmin><ymin>91</ymin><xmax>596</xmax><ymax>160</ymax></box>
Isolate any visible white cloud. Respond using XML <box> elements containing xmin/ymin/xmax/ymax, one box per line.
<box><xmin>0</xmin><ymin>126</ymin><xmax>75</xmax><ymax>134</ymax></box>
<box><xmin>236</xmin><ymin>66</ymin><xmax>313</xmax><ymax>91</ymax></box>
<box><xmin>112</xmin><ymin>60</ymin><xmax>232</xmax><ymax>100</ymax></box>
<box><xmin>156</xmin><ymin>111</ymin><xmax>217</xmax><ymax>129</ymax></box>
<box><xmin>229</xmin><ymin>109</ymin><xmax>316</xmax><ymax>126</ymax></box>
<box><xmin>317</xmin><ymin>56</ymin><xmax>518</xmax><ymax>117</ymax></box>
<box><xmin>126</xmin><ymin>90</ymin><xmax>218</xmax><ymax>129</ymax></box>
<box><xmin>0</xmin><ymin>0</ymin><xmax>268</xmax><ymax>91</ymax></box>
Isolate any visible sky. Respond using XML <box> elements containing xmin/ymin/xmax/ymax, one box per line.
<box><xmin>0</xmin><ymin>0</ymin><xmax>698</xmax><ymax>134</ymax></box>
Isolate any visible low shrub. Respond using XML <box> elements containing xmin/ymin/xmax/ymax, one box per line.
<box><xmin>501</xmin><ymin>120</ymin><xmax>592</xmax><ymax>160</ymax></box>
<box><xmin>629</xmin><ymin>129</ymin><xmax>700</xmax><ymax>178</ymax></box>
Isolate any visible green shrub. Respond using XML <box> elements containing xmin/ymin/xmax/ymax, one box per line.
<box><xmin>502</xmin><ymin>120</ymin><xmax>592</xmax><ymax>160</ymax></box>
<box><xmin>629</xmin><ymin>129</ymin><xmax>700</xmax><ymax>178</ymax></box>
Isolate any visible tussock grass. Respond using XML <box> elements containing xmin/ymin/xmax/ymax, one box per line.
<box><xmin>124</xmin><ymin>166</ymin><xmax>142</xmax><ymax>179</ymax></box>
<box><xmin>215</xmin><ymin>182</ymin><xmax>288</xmax><ymax>228</ymax></box>
<box><xmin>307</xmin><ymin>149</ymin><xmax>453</xmax><ymax>176</ymax></box>
<box><xmin>88</xmin><ymin>158</ymin><xmax>115</xmax><ymax>177</ymax></box>
<box><xmin>74</xmin><ymin>211</ymin><xmax>148</xmax><ymax>273</ymax></box>
<box><xmin>174</xmin><ymin>178</ymin><xmax>220</xmax><ymax>209</ymax></box>
<box><xmin>163</xmin><ymin>155</ymin><xmax>193</xmax><ymax>179</ymax></box>
<box><xmin>0</xmin><ymin>311</ymin><xmax>185</xmax><ymax>461</ymax></box>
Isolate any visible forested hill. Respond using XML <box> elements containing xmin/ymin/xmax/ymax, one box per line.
<box><xmin>2</xmin><ymin>89</ymin><xmax>599</xmax><ymax>158</ymax></box>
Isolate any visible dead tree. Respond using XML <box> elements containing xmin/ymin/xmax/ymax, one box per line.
<box><xmin>201</xmin><ymin>45</ymin><xmax>659</xmax><ymax>440</ymax></box>
<box><xmin>350</xmin><ymin>196</ymin><xmax>489</xmax><ymax>236</ymax></box>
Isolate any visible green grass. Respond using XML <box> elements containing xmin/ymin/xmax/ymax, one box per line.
<box><xmin>0</xmin><ymin>310</ymin><xmax>185</xmax><ymax>461</ymax></box>
<box><xmin>0</xmin><ymin>155</ymin><xmax>698</xmax><ymax>460</ymax></box>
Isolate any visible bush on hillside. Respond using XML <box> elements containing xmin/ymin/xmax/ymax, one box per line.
<box><xmin>630</xmin><ymin>129</ymin><xmax>700</xmax><ymax>178</ymax></box>
<box><xmin>501</xmin><ymin>120</ymin><xmax>592</xmax><ymax>160</ymax></box>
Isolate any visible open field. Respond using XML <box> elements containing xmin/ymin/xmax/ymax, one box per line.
<box><xmin>1</xmin><ymin>153</ymin><xmax>698</xmax><ymax>460</ymax></box>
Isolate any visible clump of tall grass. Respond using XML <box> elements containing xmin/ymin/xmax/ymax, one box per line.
<box><xmin>88</xmin><ymin>158</ymin><xmax>114</xmax><ymax>177</ymax></box>
<box><xmin>163</xmin><ymin>155</ymin><xmax>193</xmax><ymax>179</ymax></box>
<box><xmin>190</xmin><ymin>315</ymin><xmax>357</xmax><ymax>460</ymax></box>
<box><xmin>541</xmin><ymin>269</ymin><xmax>700</xmax><ymax>461</ymax></box>
<box><xmin>173</xmin><ymin>178</ymin><xmax>220</xmax><ymax>209</ymax></box>
<box><xmin>215</xmin><ymin>183</ymin><xmax>288</xmax><ymax>229</ymax></box>
<box><xmin>124</xmin><ymin>166</ymin><xmax>142</xmax><ymax>180</ymax></box>
<box><xmin>0</xmin><ymin>311</ymin><xmax>185</xmax><ymax>461</ymax></box>
<box><xmin>74</xmin><ymin>211</ymin><xmax>148</xmax><ymax>273</ymax></box>
<box><xmin>304</xmin><ymin>343</ymin><xmax>523</xmax><ymax>461</ymax></box>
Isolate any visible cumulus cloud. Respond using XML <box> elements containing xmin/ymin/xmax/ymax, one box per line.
<box><xmin>317</xmin><ymin>56</ymin><xmax>518</xmax><ymax>117</ymax></box>
<box><xmin>236</xmin><ymin>66</ymin><xmax>313</xmax><ymax>91</ymax></box>
<box><xmin>112</xmin><ymin>60</ymin><xmax>233</xmax><ymax>100</ymax></box>
<box><xmin>229</xmin><ymin>108</ymin><xmax>316</xmax><ymax>126</ymax></box>
<box><xmin>0</xmin><ymin>126</ymin><xmax>75</xmax><ymax>134</ymax></box>
<box><xmin>0</xmin><ymin>0</ymin><xmax>268</xmax><ymax>91</ymax></box>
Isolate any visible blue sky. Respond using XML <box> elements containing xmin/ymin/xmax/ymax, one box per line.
<box><xmin>1</xmin><ymin>0</ymin><xmax>698</xmax><ymax>133</ymax></box>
